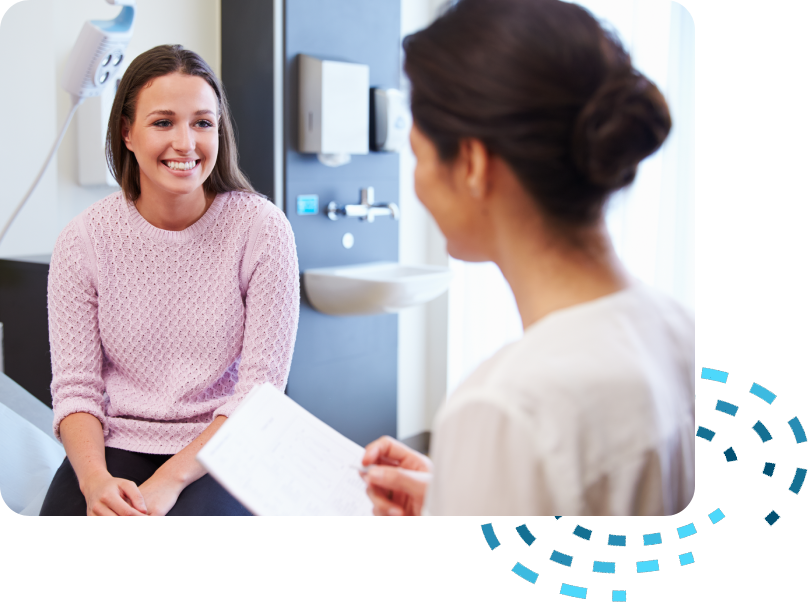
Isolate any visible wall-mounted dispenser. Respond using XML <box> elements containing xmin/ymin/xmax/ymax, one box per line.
<box><xmin>371</xmin><ymin>88</ymin><xmax>411</xmax><ymax>153</ymax></box>
<box><xmin>298</xmin><ymin>54</ymin><xmax>369</xmax><ymax>167</ymax></box>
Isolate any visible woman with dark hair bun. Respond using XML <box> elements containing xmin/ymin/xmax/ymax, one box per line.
<box><xmin>361</xmin><ymin>0</ymin><xmax>694</xmax><ymax>516</ymax></box>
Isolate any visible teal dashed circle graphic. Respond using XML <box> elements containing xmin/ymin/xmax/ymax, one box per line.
<box><xmin>483</xmin><ymin>508</ymin><xmax>723</xmax><ymax>600</ymax></box>
<box><xmin>698</xmin><ymin>368</ymin><xmax>806</xmax><ymax>524</ymax></box>
<box><xmin>480</xmin><ymin>368</ymin><xmax>808</xmax><ymax>602</ymax></box>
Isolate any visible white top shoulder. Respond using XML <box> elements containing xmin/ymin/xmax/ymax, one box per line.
<box><xmin>424</xmin><ymin>284</ymin><xmax>694</xmax><ymax>516</ymax></box>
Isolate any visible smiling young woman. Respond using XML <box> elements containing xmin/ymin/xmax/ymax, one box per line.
<box><xmin>120</xmin><ymin>72</ymin><xmax>220</xmax><ymax>230</ymax></box>
<box><xmin>39</xmin><ymin>45</ymin><xmax>299</xmax><ymax>516</ymax></box>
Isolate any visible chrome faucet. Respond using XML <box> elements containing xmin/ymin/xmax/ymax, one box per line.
<box><xmin>327</xmin><ymin>187</ymin><xmax>400</xmax><ymax>223</ymax></box>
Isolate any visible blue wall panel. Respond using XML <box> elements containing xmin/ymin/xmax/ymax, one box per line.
<box><xmin>224</xmin><ymin>0</ymin><xmax>402</xmax><ymax>445</ymax></box>
<box><xmin>284</xmin><ymin>0</ymin><xmax>401</xmax><ymax>445</ymax></box>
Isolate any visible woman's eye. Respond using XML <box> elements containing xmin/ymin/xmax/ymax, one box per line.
<box><xmin>154</xmin><ymin>119</ymin><xmax>214</xmax><ymax>129</ymax></box>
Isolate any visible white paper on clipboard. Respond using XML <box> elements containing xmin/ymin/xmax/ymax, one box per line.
<box><xmin>197</xmin><ymin>383</ymin><xmax>372</xmax><ymax>516</ymax></box>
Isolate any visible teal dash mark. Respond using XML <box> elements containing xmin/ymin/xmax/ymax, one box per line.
<box><xmin>612</xmin><ymin>591</ymin><xmax>627</xmax><ymax>602</ymax></box>
<box><xmin>765</xmin><ymin>511</ymin><xmax>779</xmax><ymax>525</ymax></box>
<box><xmin>753</xmin><ymin>420</ymin><xmax>773</xmax><ymax>442</ymax></box>
<box><xmin>709</xmin><ymin>508</ymin><xmax>725</xmax><ymax>524</ymax></box>
<box><xmin>560</xmin><ymin>583</ymin><xmax>588</xmax><ymax>599</ymax></box>
<box><xmin>724</xmin><ymin>447</ymin><xmax>738</xmax><ymax>462</ymax></box>
<box><xmin>790</xmin><ymin>468</ymin><xmax>807</xmax><ymax>494</ymax></box>
<box><xmin>763</xmin><ymin>462</ymin><xmax>776</xmax><ymax>477</ymax></box>
<box><xmin>481</xmin><ymin>523</ymin><xmax>500</xmax><ymax>550</ymax></box>
<box><xmin>789</xmin><ymin>417</ymin><xmax>807</xmax><ymax>443</ymax></box>
<box><xmin>697</xmin><ymin>427</ymin><xmax>715</xmax><ymax>441</ymax></box>
<box><xmin>574</xmin><ymin>525</ymin><xmax>592</xmax><ymax>540</ymax></box>
<box><xmin>677</xmin><ymin>523</ymin><xmax>697</xmax><ymax>539</ymax></box>
<box><xmin>643</xmin><ymin>533</ymin><xmax>662</xmax><ymax>546</ymax></box>
<box><xmin>551</xmin><ymin>551</ymin><xmax>573</xmax><ymax>567</ymax></box>
<box><xmin>750</xmin><ymin>383</ymin><xmax>776</xmax><ymax>404</ymax></box>
<box><xmin>702</xmin><ymin>368</ymin><xmax>728</xmax><ymax>383</ymax></box>
<box><xmin>593</xmin><ymin>561</ymin><xmax>616</xmax><ymax>574</ymax></box>
<box><xmin>716</xmin><ymin>400</ymin><xmax>738</xmax><ymax>416</ymax></box>
<box><xmin>512</xmin><ymin>562</ymin><xmax>538</xmax><ymax>584</ymax></box>
<box><xmin>679</xmin><ymin>552</ymin><xmax>695</xmax><ymax>566</ymax></box>
<box><xmin>516</xmin><ymin>524</ymin><xmax>536</xmax><ymax>546</ymax></box>
<box><xmin>608</xmin><ymin>534</ymin><xmax>626</xmax><ymax>546</ymax></box>
<box><xmin>636</xmin><ymin>560</ymin><xmax>659</xmax><ymax>573</ymax></box>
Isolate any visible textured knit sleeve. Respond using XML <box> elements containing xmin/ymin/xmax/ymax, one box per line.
<box><xmin>213</xmin><ymin>203</ymin><xmax>300</xmax><ymax>418</ymax></box>
<box><xmin>48</xmin><ymin>219</ymin><xmax>108</xmax><ymax>441</ymax></box>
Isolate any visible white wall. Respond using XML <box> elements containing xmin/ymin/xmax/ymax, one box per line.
<box><xmin>397</xmin><ymin>0</ymin><xmax>449</xmax><ymax>440</ymax></box>
<box><xmin>0</xmin><ymin>0</ymin><xmax>220</xmax><ymax>258</ymax></box>
<box><xmin>0</xmin><ymin>0</ymin><xmax>59</xmax><ymax>258</ymax></box>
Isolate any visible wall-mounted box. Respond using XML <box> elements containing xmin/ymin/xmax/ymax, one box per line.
<box><xmin>298</xmin><ymin>54</ymin><xmax>369</xmax><ymax>155</ymax></box>
<box><xmin>371</xmin><ymin>88</ymin><xmax>411</xmax><ymax>153</ymax></box>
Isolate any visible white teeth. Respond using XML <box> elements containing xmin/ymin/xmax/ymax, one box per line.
<box><xmin>165</xmin><ymin>160</ymin><xmax>196</xmax><ymax>171</ymax></box>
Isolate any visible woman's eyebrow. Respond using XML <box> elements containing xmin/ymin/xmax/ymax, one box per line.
<box><xmin>145</xmin><ymin>109</ymin><xmax>217</xmax><ymax>118</ymax></box>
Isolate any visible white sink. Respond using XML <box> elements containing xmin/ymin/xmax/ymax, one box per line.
<box><xmin>304</xmin><ymin>261</ymin><xmax>453</xmax><ymax>315</ymax></box>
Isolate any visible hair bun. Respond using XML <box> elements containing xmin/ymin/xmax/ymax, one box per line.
<box><xmin>572</xmin><ymin>70</ymin><xmax>672</xmax><ymax>190</ymax></box>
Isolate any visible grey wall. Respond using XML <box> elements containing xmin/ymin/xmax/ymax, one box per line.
<box><xmin>285</xmin><ymin>0</ymin><xmax>401</xmax><ymax>446</ymax></box>
<box><xmin>224</xmin><ymin>0</ymin><xmax>402</xmax><ymax>446</ymax></box>
<box><xmin>221</xmin><ymin>0</ymin><xmax>276</xmax><ymax>198</ymax></box>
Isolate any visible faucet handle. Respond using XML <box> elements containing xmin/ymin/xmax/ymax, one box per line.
<box><xmin>361</xmin><ymin>187</ymin><xmax>376</xmax><ymax>206</ymax></box>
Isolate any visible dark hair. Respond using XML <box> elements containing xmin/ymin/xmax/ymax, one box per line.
<box><xmin>404</xmin><ymin>0</ymin><xmax>671</xmax><ymax>226</ymax></box>
<box><xmin>106</xmin><ymin>44</ymin><xmax>255</xmax><ymax>202</ymax></box>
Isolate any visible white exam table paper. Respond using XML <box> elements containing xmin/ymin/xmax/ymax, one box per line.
<box><xmin>197</xmin><ymin>383</ymin><xmax>373</xmax><ymax>516</ymax></box>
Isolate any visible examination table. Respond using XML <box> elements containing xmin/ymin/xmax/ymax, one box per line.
<box><xmin>0</xmin><ymin>372</ymin><xmax>65</xmax><ymax>515</ymax></box>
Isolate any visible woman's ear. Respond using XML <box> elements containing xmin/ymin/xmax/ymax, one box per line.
<box><xmin>122</xmin><ymin>117</ymin><xmax>133</xmax><ymax>151</ymax></box>
<box><xmin>458</xmin><ymin>138</ymin><xmax>490</xmax><ymax>200</ymax></box>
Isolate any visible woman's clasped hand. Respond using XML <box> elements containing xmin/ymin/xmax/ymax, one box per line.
<box><xmin>80</xmin><ymin>471</ymin><xmax>148</xmax><ymax>517</ymax></box>
<box><xmin>361</xmin><ymin>436</ymin><xmax>433</xmax><ymax>516</ymax></box>
<box><xmin>80</xmin><ymin>467</ymin><xmax>188</xmax><ymax>516</ymax></box>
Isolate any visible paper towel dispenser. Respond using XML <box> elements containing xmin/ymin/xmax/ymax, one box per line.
<box><xmin>298</xmin><ymin>54</ymin><xmax>369</xmax><ymax>166</ymax></box>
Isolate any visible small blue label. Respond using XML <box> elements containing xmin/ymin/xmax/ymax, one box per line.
<box><xmin>297</xmin><ymin>194</ymin><xmax>319</xmax><ymax>216</ymax></box>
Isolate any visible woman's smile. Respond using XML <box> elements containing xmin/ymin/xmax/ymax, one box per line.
<box><xmin>161</xmin><ymin>158</ymin><xmax>201</xmax><ymax>174</ymax></box>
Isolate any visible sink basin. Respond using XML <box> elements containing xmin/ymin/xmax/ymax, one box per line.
<box><xmin>303</xmin><ymin>261</ymin><xmax>453</xmax><ymax>315</ymax></box>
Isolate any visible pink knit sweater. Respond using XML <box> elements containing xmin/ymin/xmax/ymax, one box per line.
<box><xmin>47</xmin><ymin>191</ymin><xmax>299</xmax><ymax>454</ymax></box>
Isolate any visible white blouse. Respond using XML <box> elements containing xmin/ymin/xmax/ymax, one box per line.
<box><xmin>423</xmin><ymin>284</ymin><xmax>694</xmax><ymax>516</ymax></box>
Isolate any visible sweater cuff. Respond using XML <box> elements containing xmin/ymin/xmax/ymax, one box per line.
<box><xmin>53</xmin><ymin>399</ymin><xmax>109</xmax><ymax>442</ymax></box>
<box><xmin>211</xmin><ymin>390</ymin><xmax>250</xmax><ymax>420</ymax></box>
<box><xmin>212</xmin><ymin>383</ymin><xmax>281</xmax><ymax>420</ymax></box>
